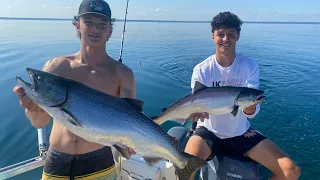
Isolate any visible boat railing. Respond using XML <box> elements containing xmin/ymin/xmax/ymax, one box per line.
<box><xmin>0</xmin><ymin>128</ymin><xmax>48</xmax><ymax>179</ymax></box>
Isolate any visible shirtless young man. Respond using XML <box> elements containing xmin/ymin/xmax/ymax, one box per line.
<box><xmin>13</xmin><ymin>0</ymin><xmax>135</xmax><ymax>179</ymax></box>
<box><xmin>185</xmin><ymin>12</ymin><xmax>301</xmax><ymax>180</ymax></box>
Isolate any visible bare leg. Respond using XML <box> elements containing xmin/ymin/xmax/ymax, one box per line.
<box><xmin>184</xmin><ymin>135</ymin><xmax>211</xmax><ymax>180</ymax></box>
<box><xmin>246</xmin><ymin>139</ymin><xmax>300</xmax><ymax>180</ymax></box>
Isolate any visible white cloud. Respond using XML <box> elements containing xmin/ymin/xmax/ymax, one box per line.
<box><xmin>41</xmin><ymin>5</ymin><xmax>49</xmax><ymax>8</ymax></box>
<box><xmin>8</xmin><ymin>6</ymin><xmax>11</xmax><ymax>9</ymax></box>
<box><xmin>155</xmin><ymin>8</ymin><xmax>160</xmax><ymax>12</ymax></box>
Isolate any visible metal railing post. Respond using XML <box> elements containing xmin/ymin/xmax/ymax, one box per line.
<box><xmin>0</xmin><ymin>127</ymin><xmax>48</xmax><ymax>179</ymax></box>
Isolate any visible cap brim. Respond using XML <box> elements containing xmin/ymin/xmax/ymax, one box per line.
<box><xmin>76</xmin><ymin>12</ymin><xmax>113</xmax><ymax>21</ymax></box>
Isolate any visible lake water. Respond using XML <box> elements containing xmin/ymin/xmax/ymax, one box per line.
<box><xmin>0</xmin><ymin>19</ymin><xmax>319</xmax><ymax>179</ymax></box>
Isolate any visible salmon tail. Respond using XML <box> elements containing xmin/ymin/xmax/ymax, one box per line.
<box><xmin>154</xmin><ymin>116</ymin><xmax>186</xmax><ymax>125</ymax></box>
<box><xmin>150</xmin><ymin>115</ymin><xmax>159</xmax><ymax>120</ymax></box>
<box><xmin>174</xmin><ymin>154</ymin><xmax>207</xmax><ymax>180</ymax></box>
<box><xmin>153</xmin><ymin>115</ymin><xmax>166</xmax><ymax>124</ymax></box>
<box><xmin>150</xmin><ymin>113</ymin><xmax>165</xmax><ymax>124</ymax></box>
<box><xmin>151</xmin><ymin>108</ymin><xmax>168</xmax><ymax>124</ymax></box>
<box><xmin>152</xmin><ymin>107</ymin><xmax>187</xmax><ymax>125</ymax></box>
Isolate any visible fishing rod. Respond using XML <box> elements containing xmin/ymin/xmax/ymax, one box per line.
<box><xmin>119</xmin><ymin>0</ymin><xmax>130</xmax><ymax>63</ymax></box>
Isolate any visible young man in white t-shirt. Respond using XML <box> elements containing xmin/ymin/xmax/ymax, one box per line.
<box><xmin>184</xmin><ymin>12</ymin><xmax>300</xmax><ymax>180</ymax></box>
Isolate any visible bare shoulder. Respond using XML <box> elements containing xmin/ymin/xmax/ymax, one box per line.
<box><xmin>114</xmin><ymin>61</ymin><xmax>135</xmax><ymax>81</ymax></box>
<box><xmin>112</xmin><ymin>61</ymin><xmax>136</xmax><ymax>98</ymax></box>
<box><xmin>42</xmin><ymin>54</ymin><xmax>76</xmax><ymax>75</ymax></box>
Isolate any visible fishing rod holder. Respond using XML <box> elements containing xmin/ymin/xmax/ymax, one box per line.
<box><xmin>0</xmin><ymin>127</ymin><xmax>48</xmax><ymax>179</ymax></box>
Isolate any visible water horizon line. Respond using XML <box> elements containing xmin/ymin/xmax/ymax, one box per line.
<box><xmin>0</xmin><ymin>16</ymin><xmax>319</xmax><ymax>24</ymax></box>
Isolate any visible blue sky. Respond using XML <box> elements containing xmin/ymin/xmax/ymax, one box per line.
<box><xmin>1</xmin><ymin>0</ymin><xmax>320</xmax><ymax>22</ymax></box>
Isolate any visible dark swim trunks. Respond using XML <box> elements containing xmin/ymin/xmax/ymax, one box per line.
<box><xmin>192</xmin><ymin>126</ymin><xmax>266</xmax><ymax>161</ymax></box>
<box><xmin>42</xmin><ymin>146</ymin><xmax>116</xmax><ymax>180</ymax></box>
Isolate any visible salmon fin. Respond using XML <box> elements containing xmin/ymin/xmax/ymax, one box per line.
<box><xmin>122</xmin><ymin>98</ymin><xmax>144</xmax><ymax>112</ymax></box>
<box><xmin>150</xmin><ymin>107</ymin><xmax>167</xmax><ymax>120</ymax></box>
<box><xmin>174</xmin><ymin>153</ymin><xmax>207</xmax><ymax>180</ymax></box>
<box><xmin>193</xmin><ymin>81</ymin><xmax>209</xmax><ymax>94</ymax></box>
<box><xmin>150</xmin><ymin>116</ymin><xmax>158</xmax><ymax>120</ymax></box>
<box><xmin>143</xmin><ymin>156</ymin><xmax>164</xmax><ymax>167</ymax></box>
<box><xmin>113</xmin><ymin>144</ymin><xmax>131</xmax><ymax>160</ymax></box>
<box><xmin>60</xmin><ymin>109</ymin><xmax>83</xmax><ymax>127</ymax></box>
<box><xmin>231</xmin><ymin>105</ymin><xmax>239</xmax><ymax>117</ymax></box>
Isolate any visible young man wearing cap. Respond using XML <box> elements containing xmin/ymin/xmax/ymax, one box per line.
<box><xmin>13</xmin><ymin>0</ymin><xmax>135</xmax><ymax>179</ymax></box>
<box><xmin>185</xmin><ymin>12</ymin><xmax>300</xmax><ymax>180</ymax></box>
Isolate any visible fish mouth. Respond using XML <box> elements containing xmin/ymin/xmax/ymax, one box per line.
<box><xmin>16</xmin><ymin>68</ymin><xmax>37</xmax><ymax>91</ymax></box>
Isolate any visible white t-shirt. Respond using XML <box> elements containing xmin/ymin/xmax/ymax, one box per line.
<box><xmin>191</xmin><ymin>54</ymin><xmax>261</xmax><ymax>139</ymax></box>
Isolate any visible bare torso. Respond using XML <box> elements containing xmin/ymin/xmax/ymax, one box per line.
<box><xmin>45</xmin><ymin>53</ymin><xmax>132</xmax><ymax>154</ymax></box>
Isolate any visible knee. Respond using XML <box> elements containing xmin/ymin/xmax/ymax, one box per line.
<box><xmin>282</xmin><ymin>162</ymin><xmax>301</xmax><ymax>179</ymax></box>
<box><xmin>184</xmin><ymin>136</ymin><xmax>211</xmax><ymax>160</ymax></box>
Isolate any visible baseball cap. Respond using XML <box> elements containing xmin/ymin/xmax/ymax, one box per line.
<box><xmin>76</xmin><ymin>0</ymin><xmax>112</xmax><ymax>20</ymax></box>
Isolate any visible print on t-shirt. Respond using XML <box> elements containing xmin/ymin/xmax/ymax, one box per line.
<box><xmin>213</xmin><ymin>78</ymin><xmax>243</xmax><ymax>87</ymax></box>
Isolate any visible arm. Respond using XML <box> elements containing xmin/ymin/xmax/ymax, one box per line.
<box><xmin>189</xmin><ymin>66</ymin><xmax>210</xmax><ymax>122</ymax></box>
<box><xmin>119</xmin><ymin>66</ymin><xmax>137</xmax><ymax>155</ymax></box>
<box><xmin>119</xmin><ymin>67</ymin><xmax>136</xmax><ymax>99</ymax></box>
<box><xmin>191</xmin><ymin>65</ymin><xmax>208</xmax><ymax>92</ymax></box>
<box><xmin>13</xmin><ymin>58</ymin><xmax>65</xmax><ymax>128</ymax></box>
<box><xmin>243</xmin><ymin>62</ymin><xmax>261</xmax><ymax>118</ymax></box>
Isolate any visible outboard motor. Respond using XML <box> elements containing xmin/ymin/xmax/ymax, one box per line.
<box><xmin>201</xmin><ymin>150</ymin><xmax>263</xmax><ymax>180</ymax></box>
<box><xmin>167</xmin><ymin>121</ymin><xmax>268</xmax><ymax>180</ymax></box>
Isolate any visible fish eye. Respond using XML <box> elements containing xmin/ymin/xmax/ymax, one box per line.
<box><xmin>37</xmin><ymin>76</ymin><xmax>42</xmax><ymax>81</ymax></box>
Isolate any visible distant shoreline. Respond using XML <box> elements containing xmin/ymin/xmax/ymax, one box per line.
<box><xmin>0</xmin><ymin>17</ymin><xmax>319</xmax><ymax>24</ymax></box>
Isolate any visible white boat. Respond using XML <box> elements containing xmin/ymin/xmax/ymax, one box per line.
<box><xmin>0</xmin><ymin>120</ymin><xmax>269</xmax><ymax>180</ymax></box>
<box><xmin>0</xmin><ymin>126</ymin><xmax>181</xmax><ymax>180</ymax></box>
